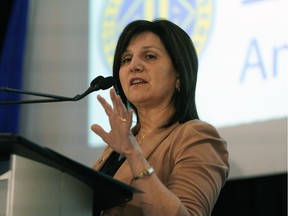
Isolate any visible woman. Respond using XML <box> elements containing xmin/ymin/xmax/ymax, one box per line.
<box><xmin>91</xmin><ymin>19</ymin><xmax>229</xmax><ymax>216</ymax></box>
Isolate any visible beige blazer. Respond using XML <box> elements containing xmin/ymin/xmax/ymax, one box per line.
<box><xmin>93</xmin><ymin>120</ymin><xmax>229</xmax><ymax>216</ymax></box>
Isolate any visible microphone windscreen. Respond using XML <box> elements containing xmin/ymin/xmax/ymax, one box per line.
<box><xmin>100</xmin><ymin>76</ymin><xmax>114</xmax><ymax>90</ymax></box>
<box><xmin>90</xmin><ymin>76</ymin><xmax>104</xmax><ymax>87</ymax></box>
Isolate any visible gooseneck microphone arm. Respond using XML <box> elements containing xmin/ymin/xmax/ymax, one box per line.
<box><xmin>0</xmin><ymin>87</ymin><xmax>73</xmax><ymax>100</ymax></box>
<box><xmin>0</xmin><ymin>76</ymin><xmax>114</xmax><ymax>105</ymax></box>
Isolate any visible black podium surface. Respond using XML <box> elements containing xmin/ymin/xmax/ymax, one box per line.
<box><xmin>0</xmin><ymin>133</ymin><xmax>140</xmax><ymax>211</ymax></box>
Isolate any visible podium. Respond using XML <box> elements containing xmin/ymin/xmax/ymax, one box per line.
<box><xmin>0</xmin><ymin>134</ymin><xmax>140</xmax><ymax>216</ymax></box>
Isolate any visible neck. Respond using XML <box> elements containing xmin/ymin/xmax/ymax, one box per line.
<box><xmin>136</xmin><ymin>104</ymin><xmax>175</xmax><ymax>134</ymax></box>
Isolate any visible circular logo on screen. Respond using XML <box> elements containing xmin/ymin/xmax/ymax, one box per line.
<box><xmin>100</xmin><ymin>0</ymin><xmax>214</xmax><ymax>70</ymax></box>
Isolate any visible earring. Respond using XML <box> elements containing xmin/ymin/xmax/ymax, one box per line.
<box><xmin>175</xmin><ymin>77</ymin><xmax>180</xmax><ymax>92</ymax></box>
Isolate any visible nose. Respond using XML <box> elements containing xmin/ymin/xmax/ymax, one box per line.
<box><xmin>129</xmin><ymin>57</ymin><xmax>143</xmax><ymax>73</ymax></box>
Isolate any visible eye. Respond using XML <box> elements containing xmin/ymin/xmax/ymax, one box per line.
<box><xmin>145</xmin><ymin>53</ymin><xmax>157</xmax><ymax>60</ymax></box>
<box><xmin>121</xmin><ymin>55</ymin><xmax>132</xmax><ymax>64</ymax></box>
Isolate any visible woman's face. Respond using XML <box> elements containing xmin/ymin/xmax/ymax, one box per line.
<box><xmin>119</xmin><ymin>32</ymin><xmax>178</xmax><ymax>110</ymax></box>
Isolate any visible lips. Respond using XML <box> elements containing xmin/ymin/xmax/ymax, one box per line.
<box><xmin>130</xmin><ymin>78</ymin><xmax>147</xmax><ymax>85</ymax></box>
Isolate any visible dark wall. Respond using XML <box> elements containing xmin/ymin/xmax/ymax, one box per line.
<box><xmin>0</xmin><ymin>1</ymin><xmax>13</xmax><ymax>50</ymax></box>
<box><xmin>212</xmin><ymin>173</ymin><xmax>287</xmax><ymax>216</ymax></box>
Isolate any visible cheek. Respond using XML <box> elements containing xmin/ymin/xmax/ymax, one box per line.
<box><xmin>159</xmin><ymin>68</ymin><xmax>177</xmax><ymax>86</ymax></box>
<box><xmin>162</xmin><ymin>72</ymin><xmax>177</xmax><ymax>94</ymax></box>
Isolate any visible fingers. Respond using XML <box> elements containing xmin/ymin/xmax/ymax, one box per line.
<box><xmin>93</xmin><ymin>87</ymin><xmax>133</xmax><ymax>133</ymax></box>
<box><xmin>91</xmin><ymin>124</ymin><xmax>110</xmax><ymax>144</ymax></box>
<box><xmin>97</xmin><ymin>94</ymin><xmax>113</xmax><ymax>116</ymax></box>
<box><xmin>91</xmin><ymin>88</ymin><xmax>135</xmax><ymax>153</ymax></box>
<box><xmin>98</xmin><ymin>88</ymin><xmax>131</xmax><ymax>120</ymax></box>
<box><xmin>110</xmin><ymin>88</ymin><xmax>128</xmax><ymax>118</ymax></box>
<box><xmin>97</xmin><ymin>88</ymin><xmax>127</xmax><ymax>117</ymax></box>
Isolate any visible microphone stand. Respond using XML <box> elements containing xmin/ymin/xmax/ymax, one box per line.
<box><xmin>0</xmin><ymin>76</ymin><xmax>114</xmax><ymax>105</ymax></box>
<box><xmin>0</xmin><ymin>87</ymin><xmax>74</xmax><ymax>104</ymax></box>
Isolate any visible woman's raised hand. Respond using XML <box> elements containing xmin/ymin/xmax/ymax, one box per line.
<box><xmin>91</xmin><ymin>88</ymin><xmax>138</xmax><ymax>156</ymax></box>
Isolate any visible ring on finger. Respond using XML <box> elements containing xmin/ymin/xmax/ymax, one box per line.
<box><xmin>119</xmin><ymin>117</ymin><xmax>127</xmax><ymax>122</ymax></box>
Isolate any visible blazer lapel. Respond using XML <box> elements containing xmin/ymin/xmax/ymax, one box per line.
<box><xmin>140</xmin><ymin>123</ymin><xmax>179</xmax><ymax>160</ymax></box>
<box><xmin>113</xmin><ymin>123</ymin><xmax>179</xmax><ymax>184</ymax></box>
<box><xmin>93</xmin><ymin>147</ymin><xmax>114</xmax><ymax>170</ymax></box>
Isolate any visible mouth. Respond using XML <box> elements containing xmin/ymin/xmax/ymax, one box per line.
<box><xmin>130</xmin><ymin>78</ymin><xmax>147</xmax><ymax>86</ymax></box>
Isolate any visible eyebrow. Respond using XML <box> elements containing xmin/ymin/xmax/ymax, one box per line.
<box><xmin>123</xmin><ymin>45</ymin><xmax>163</xmax><ymax>54</ymax></box>
<box><xmin>142</xmin><ymin>45</ymin><xmax>161</xmax><ymax>50</ymax></box>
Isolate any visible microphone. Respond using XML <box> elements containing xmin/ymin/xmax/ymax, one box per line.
<box><xmin>0</xmin><ymin>76</ymin><xmax>114</xmax><ymax>105</ymax></box>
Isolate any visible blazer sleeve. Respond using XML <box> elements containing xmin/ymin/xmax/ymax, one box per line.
<box><xmin>168</xmin><ymin>120</ymin><xmax>229</xmax><ymax>216</ymax></box>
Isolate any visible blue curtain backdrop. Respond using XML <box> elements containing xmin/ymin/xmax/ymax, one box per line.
<box><xmin>0</xmin><ymin>0</ymin><xmax>29</xmax><ymax>133</ymax></box>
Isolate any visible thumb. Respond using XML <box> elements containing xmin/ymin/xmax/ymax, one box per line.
<box><xmin>91</xmin><ymin>124</ymin><xmax>110</xmax><ymax>143</ymax></box>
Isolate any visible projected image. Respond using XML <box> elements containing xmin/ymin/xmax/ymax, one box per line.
<box><xmin>88</xmin><ymin>0</ymin><xmax>288</xmax><ymax>147</ymax></box>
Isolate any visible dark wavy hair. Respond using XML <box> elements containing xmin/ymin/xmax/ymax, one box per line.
<box><xmin>113</xmin><ymin>19</ymin><xmax>199</xmax><ymax>127</ymax></box>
